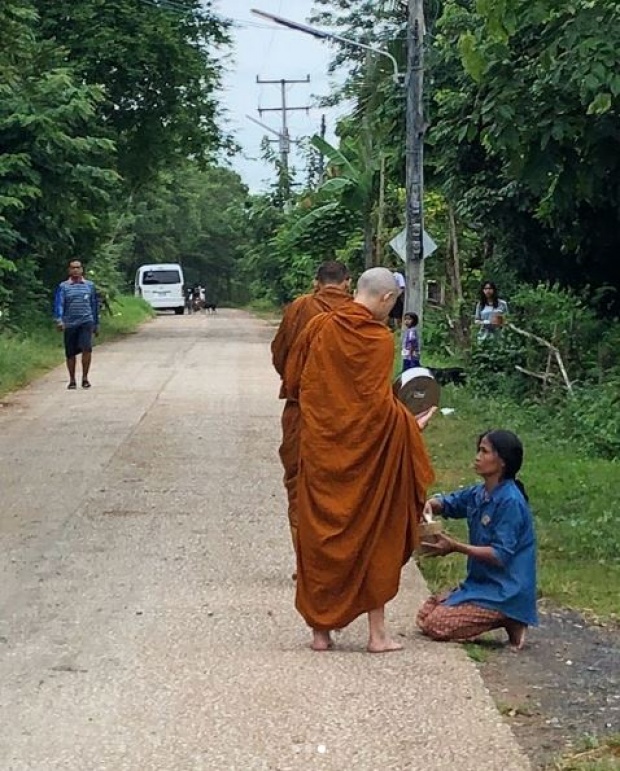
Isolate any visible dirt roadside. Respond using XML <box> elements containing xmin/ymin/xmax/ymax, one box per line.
<box><xmin>467</xmin><ymin>602</ymin><xmax>620</xmax><ymax>768</ymax></box>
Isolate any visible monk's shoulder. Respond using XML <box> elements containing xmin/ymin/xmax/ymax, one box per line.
<box><xmin>285</xmin><ymin>293</ymin><xmax>309</xmax><ymax>312</ymax></box>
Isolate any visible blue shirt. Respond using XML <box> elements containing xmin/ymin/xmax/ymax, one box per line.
<box><xmin>439</xmin><ymin>480</ymin><xmax>538</xmax><ymax>625</ymax></box>
<box><xmin>54</xmin><ymin>279</ymin><xmax>99</xmax><ymax>329</ymax></box>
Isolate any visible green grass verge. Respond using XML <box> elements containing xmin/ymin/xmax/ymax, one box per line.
<box><xmin>546</xmin><ymin>734</ymin><xmax>620</xmax><ymax>770</ymax></box>
<box><xmin>418</xmin><ymin>385</ymin><xmax>620</xmax><ymax>622</ymax></box>
<box><xmin>0</xmin><ymin>296</ymin><xmax>154</xmax><ymax>398</ymax></box>
<box><xmin>246</xmin><ymin>298</ymin><xmax>281</xmax><ymax>321</ymax></box>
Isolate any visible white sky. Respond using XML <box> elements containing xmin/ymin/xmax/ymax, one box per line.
<box><xmin>217</xmin><ymin>0</ymin><xmax>350</xmax><ymax>193</ymax></box>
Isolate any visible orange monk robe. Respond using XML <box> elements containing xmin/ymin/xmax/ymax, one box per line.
<box><xmin>285</xmin><ymin>303</ymin><xmax>435</xmax><ymax>631</ymax></box>
<box><xmin>271</xmin><ymin>287</ymin><xmax>352</xmax><ymax>548</ymax></box>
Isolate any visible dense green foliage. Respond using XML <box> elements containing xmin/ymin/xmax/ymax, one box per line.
<box><xmin>33</xmin><ymin>0</ymin><xmax>232</xmax><ymax>187</ymax></box>
<box><xmin>0</xmin><ymin>0</ymin><xmax>245</xmax><ymax>327</ymax></box>
<box><xmin>240</xmin><ymin>0</ymin><xmax>619</xmax><ymax>460</ymax></box>
<box><xmin>0</xmin><ymin>1</ymin><xmax>118</xmax><ymax>324</ymax></box>
<box><xmin>2</xmin><ymin>0</ymin><xmax>619</xmax><ymax>458</ymax></box>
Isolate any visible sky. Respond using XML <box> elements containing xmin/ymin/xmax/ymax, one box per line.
<box><xmin>217</xmin><ymin>0</ymin><xmax>349</xmax><ymax>193</ymax></box>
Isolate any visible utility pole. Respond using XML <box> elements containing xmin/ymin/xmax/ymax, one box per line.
<box><xmin>317</xmin><ymin>113</ymin><xmax>327</xmax><ymax>183</ymax></box>
<box><xmin>405</xmin><ymin>0</ymin><xmax>425</xmax><ymax>330</ymax></box>
<box><xmin>256</xmin><ymin>76</ymin><xmax>311</xmax><ymax>201</ymax></box>
<box><xmin>376</xmin><ymin>153</ymin><xmax>386</xmax><ymax>267</ymax></box>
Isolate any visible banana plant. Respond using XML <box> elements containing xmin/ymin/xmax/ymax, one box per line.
<box><xmin>292</xmin><ymin>131</ymin><xmax>383</xmax><ymax>268</ymax></box>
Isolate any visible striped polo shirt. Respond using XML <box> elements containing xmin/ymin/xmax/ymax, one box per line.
<box><xmin>54</xmin><ymin>279</ymin><xmax>99</xmax><ymax>329</ymax></box>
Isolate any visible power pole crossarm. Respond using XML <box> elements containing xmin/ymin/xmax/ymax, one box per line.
<box><xmin>255</xmin><ymin>76</ymin><xmax>312</xmax><ymax>203</ymax></box>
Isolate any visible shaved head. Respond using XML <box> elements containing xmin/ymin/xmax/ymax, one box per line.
<box><xmin>357</xmin><ymin>268</ymin><xmax>399</xmax><ymax>296</ymax></box>
<box><xmin>354</xmin><ymin>268</ymin><xmax>400</xmax><ymax>322</ymax></box>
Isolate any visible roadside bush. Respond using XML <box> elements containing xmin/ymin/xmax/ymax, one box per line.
<box><xmin>423</xmin><ymin>306</ymin><xmax>453</xmax><ymax>361</ymax></box>
<box><xmin>467</xmin><ymin>331</ymin><xmax>528</xmax><ymax>399</ymax></box>
<box><xmin>556</xmin><ymin>382</ymin><xmax>620</xmax><ymax>459</ymax></box>
<box><xmin>509</xmin><ymin>283</ymin><xmax>614</xmax><ymax>386</ymax></box>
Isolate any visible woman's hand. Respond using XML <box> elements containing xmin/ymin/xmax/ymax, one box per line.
<box><xmin>420</xmin><ymin>532</ymin><xmax>459</xmax><ymax>557</ymax></box>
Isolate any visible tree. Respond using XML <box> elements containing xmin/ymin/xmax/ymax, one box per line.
<box><xmin>0</xmin><ymin>0</ymin><xmax>118</xmax><ymax>324</ymax></box>
<box><xmin>112</xmin><ymin>162</ymin><xmax>250</xmax><ymax>303</ymax></box>
<box><xmin>34</xmin><ymin>0</ymin><xmax>233</xmax><ymax>188</ymax></box>
<box><xmin>429</xmin><ymin>0</ymin><xmax>620</xmax><ymax>308</ymax></box>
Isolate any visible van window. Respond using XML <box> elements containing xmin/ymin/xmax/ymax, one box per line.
<box><xmin>142</xmin><ymin>269</ymin><xmax>181</xmax><ymax>285</ymax></box>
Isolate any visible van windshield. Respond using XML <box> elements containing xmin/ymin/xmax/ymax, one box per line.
<box><xmin>142</xmin><ymin>270</ymin><xmax>181</xmax><ymax>285</ymax></box>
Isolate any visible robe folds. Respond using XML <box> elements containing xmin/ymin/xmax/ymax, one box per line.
<box><xmin>271</xmin><ymin>287</ymin><xmax>353</xmax><ymax>547</ymax></box>
<box><xmin>285</xmin><ymin>302</ymin><xmax>435</xmax><ymax>631</ymax></box>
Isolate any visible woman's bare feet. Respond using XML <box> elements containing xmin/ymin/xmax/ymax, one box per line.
<box><xmin>311</xmin><ymin>630</ymin><xmax>333</xmax><ymax>651</ymax></box>
<box><xmin>506</xmin><ymin>621</ymin><xmax>527</xmax><ymax>651</ymax></box>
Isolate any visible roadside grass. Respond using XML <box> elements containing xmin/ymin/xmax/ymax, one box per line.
<box><xmin>416</xmin><ymin>384</ymin><xmax>620</xmax><ymax>622</ymax></box>
<box><xmin>247</xmin><ymin>298</ymin><xmax>281</xmax><ymax>322</ymax></box>
<box><xmin>546</xmin><ymin>734</ymin><xmax>620</xmax><ymax>770</ymax></box>
<box><xmin>0</xmin><ymin>296</ymin><xmax>153</xmax><ymax>398</ymax></box>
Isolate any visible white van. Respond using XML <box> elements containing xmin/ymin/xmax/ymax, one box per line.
<box><xmin>135</xmin><ymin>263</ymin><xmax>185</xmax><ymax>314</ymax></box>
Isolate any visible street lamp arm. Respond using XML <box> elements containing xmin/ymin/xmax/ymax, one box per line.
<box><xmin>251</xmin><ymin>9</ymin><xmax>401</xmax><ymax>84</ymax></box>
<box><xmin>245</xmin><ymin>114</ymin><xmax>281</xmax><ymax>139</ymax></box>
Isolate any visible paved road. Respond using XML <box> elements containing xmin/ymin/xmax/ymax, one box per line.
<box><xmin>0</xmin><ymin>311</ymin><xmax>530</xmax><ymax>770</ymax></box>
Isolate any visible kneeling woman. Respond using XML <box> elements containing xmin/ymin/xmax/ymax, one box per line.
<box><xmin>417</xmin><ymin>430</ymin><xmax>537</xmax><ymax>650</ymax></box>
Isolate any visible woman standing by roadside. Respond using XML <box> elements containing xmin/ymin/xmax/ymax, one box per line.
<box><xmin>474</xmin><ymin>281</ymin><xmax>508</xmax><ymax>341</ymax></box>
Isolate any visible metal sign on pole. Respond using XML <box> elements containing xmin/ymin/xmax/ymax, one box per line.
<box><xmin>389</xmin><ymin>228</ymin><xmax>437</xmax><ymax>263</ymax></box>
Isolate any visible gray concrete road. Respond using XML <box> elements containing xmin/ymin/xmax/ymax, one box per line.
<box><xmin>0</xmin><ymin>311</ymin><xmax>530</xmax><ymax>770</ymax></box>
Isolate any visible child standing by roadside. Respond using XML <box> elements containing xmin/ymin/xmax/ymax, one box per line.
<box><xmin>401</xmin><ymin>312</ymin><xmax>420</xmax><ymax>371</ymax></box>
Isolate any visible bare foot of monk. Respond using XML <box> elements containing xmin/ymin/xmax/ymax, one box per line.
<box><xmin>506</xmin><ymin>621</ymin><xmax>527</xmax><ymax>651</ymax></box>
<box><xmin>311</xmin><ymin>630</ymin><xmax>333</xmax><ymax>651</ymax></box>
<box><xmin>367</xmin><ymin>637</ymin><xmax>404</xmax><ymax>653</ymax></box>
<box><xmin>367</xmin><ymin>607</ymin><xmax>404</xmax><ymax>653</ymax></box>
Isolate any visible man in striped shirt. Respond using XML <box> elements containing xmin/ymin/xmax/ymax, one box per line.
<box><xmin>54</xmin><ymin>260</ymin><xmax>99</xmax><ymax>389</ymax></box>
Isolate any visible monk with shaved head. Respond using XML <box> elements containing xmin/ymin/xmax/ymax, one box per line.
<box><xmin>271</xmin><ymin>261</ymin><xmax>352</xmax><ymax>554</ymax></box>
<box><xmin>285</xmin><ymin>267</ymin><xmax>436</xmax><ymax>652</ymax></box>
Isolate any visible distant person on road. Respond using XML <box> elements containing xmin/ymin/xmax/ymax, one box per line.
<box><xmin>184</xmin><ymin>285</ymin><xmax>193</xmax><ymax>314</ymax></box>
<box><xmin>271</xmin><ymin>261</ymin><xmax>352</xmax><ymax>555</ymax></box>
<box><xmin>285</xmin><ymin>268</ymin><xmax>436</xmax><ymax>653</ymax></box>
<box><xmin>474</xmin><ymin>281</ymin><xmax>508</xmax><ymax>341</ymax></box>
<box><xmin>417</xmin><ymin>430</ymin><xmax>537</xmax><ymax>650</ymax></box>
<box><xmin>54</xmin><ymin>260</ymin><xmax>99</xmax><ymax>390</ymax></box>
<box><xmin>191</xmin><ymin>285</ymin><xmax>202</xmax><ymax>313</ymax></box>
<box><xmin>401</xmin><ymin>312</ymin><xmax>421</xmax><ymax>371</ymax></box>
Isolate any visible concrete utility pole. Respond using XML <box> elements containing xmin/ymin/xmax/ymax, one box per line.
<box><xmin>317</xmin><ymin>113</ymin><xmax>327</xmax><ymax>184</ymax></box>
<box><xmin>256</xmin><ymin>76</ymin><xmax>311</xmax><ymax>200</ymax></box>
<box><xmin>405</xmin><ymin>0</ymin><xmax>425</xmax><ymax>330</ymax></box>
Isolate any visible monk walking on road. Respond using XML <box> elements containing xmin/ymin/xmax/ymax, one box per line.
<box><xmin>271</xmin><ymin>261</ymin><xmax>352</xmax><ymax>553</ymax></box>
<box><xmin>285</xmin><ymin>267</ymin><xmax>436</xmax><ymax>653</ymax></box>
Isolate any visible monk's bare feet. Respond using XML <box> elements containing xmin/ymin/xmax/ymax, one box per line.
<box><xmin>506</xmin><ymin>621</ymin><xmax>527</xmax><ymax>651</ymax></box>
<box><xmin>311</xmin><ymin>630</ymin><xmax>333</xmax><ymax>651</ymax></box>
<box><xmin>367</xmin><ymin>607</ymin><xmax>403</xmax><ymax>652</ymax></box>
<box><xmin>367</xmin><ymin>636</ymin><xmax>404</xmax><ymax>653</ymax></box>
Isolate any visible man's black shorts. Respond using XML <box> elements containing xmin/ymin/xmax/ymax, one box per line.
<box><xmin>64</xmin><ymin>323</ymin><xmax>94</xmax><ymax>358</ymax></box>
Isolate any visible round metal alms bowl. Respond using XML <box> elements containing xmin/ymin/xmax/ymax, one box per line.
<box><xmin>394</xmin><ymin>367</ymin><xmax>440</xmax><ymax>417</ymax></box>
